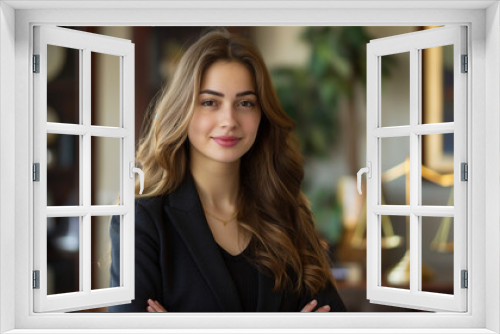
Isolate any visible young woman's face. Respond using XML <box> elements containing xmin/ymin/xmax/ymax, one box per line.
<box><xmin>188</xmin><ymin>60</ymin><xmax>262</xmax><ymax>165</ymax></box>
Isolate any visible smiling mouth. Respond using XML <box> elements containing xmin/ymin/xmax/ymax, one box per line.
<box><xmin>212</xmin><ymin>137</ymin><xmax>241</xmax><ymax>147</ymax></box>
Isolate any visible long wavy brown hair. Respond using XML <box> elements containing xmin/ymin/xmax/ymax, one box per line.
<box><xmin>134</xmin><ymin>28</ymin><xmax>337</xmax><ymax>298</ymax></box>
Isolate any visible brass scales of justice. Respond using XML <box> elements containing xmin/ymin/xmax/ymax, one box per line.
<box><xmin>352</xmin><ymin>157</ymin><xmax>454</xmax><ymax>287</ymax></box>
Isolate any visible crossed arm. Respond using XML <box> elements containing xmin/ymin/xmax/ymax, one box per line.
<box><xmin>146</xmin><ymin>299</ymin><xmax>332</xmax><ymax>313</ymax></box>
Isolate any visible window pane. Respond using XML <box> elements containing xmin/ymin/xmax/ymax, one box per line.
<box><xmin>422</xmin><ymin>133</ymin><xmax>454</xmax><ymax>206</ymax></box>
<box><xmin>47</xmin><ymin>134</ymin><xmax>80</xmax><ymax>206</ymax></box>
<box><xmin>381</xmin><ymin>137</ymin><xmax>410</xmax><ymax>206</ymax></box>
<box><xmin>47</xmin><ymin>216</ymin><xmax>80</xmax><ymax>295</ymax></box>
<box><xmin>47</xmin><ymin>45</ymin><xmax>80</xmax><ymax>124</ymax></box>
<box><xmin>381</xmin><ymin>52</ymin><xmax>409</xmax><ymax>127</ymax></box>
<box><xmin>91</xmin><ymin>215</ymin><xmax>118</xmax><ymax>290</ymax></box>
<box><xmin>421</xmin><ymin>216</ymin><xmax>454</xmax><ymax>294</ymax></box>
<box><xmin>422</xmin><ymin>44</ymin><xmax>454</xmax><ymax>124</ymax></box>
<box><xmin>91</xmin><ymin>137</ymin><xmax>121</xmax><ymax>205</ymax></box>
<box><xmin>91</xmin><ymin>52</ymin><xmax>121</xmax><ymax>127</ymax></box>
<box><xmin>381</xmin><ymin>215</ymin><xmax>409</xmax><ymax>290</ymax></box>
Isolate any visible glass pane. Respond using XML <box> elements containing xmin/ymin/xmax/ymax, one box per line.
<box><xmin>381</xmin><ymin>52</ymin><xmax>409</xmax><ymax>127</ymax></box>
<box><xmin>91</xmin><ymin>52</ymin><xmax>121</xmax><ymax>127</ymax></box>
<box><xmin>110</xmin><ymin>215</ymin><xmax>121</xmax><ymax>289</ymax></box>
<box><xmin>422</xmin><ymin>133</ymin><xmax>454</xmax><ymax>206</ymax></box>
<box><xmin>47</xmin><ymin>134</ymin><xmax>80</xmax><ymax>206</ymax></box>
<box><xmin>421</xmin><ymin>216</ymin><xmax>454</xmax><ymax>294</ymax></box>
<box><xmin>91</xmin><ymin>137</ymin><xmax>121</xmax><ymax>205</ymax></box>
<box><xmin>47</xmin><ymin>216</ymin><xmax>80</xmax><ymax>295</ymax></box>
<box><xmin>47</xmin><ymin>45</ymin><xmax>80</xmax><ymax>124</ymax></box>
<box><xmin>422</xmin><ymin>45</ymin><xmax>454</xmax><ymax>124</ymax></box>
<box><xmin>381</xmin><ymin>215</ymin><xmax>409</xmax><ymax>290</ymax></box>
<box><xmin>381</xmin><ymin>136</ymin><xmax>410</xmax><ymax>206</ymax></box>
<box><xmin>91</xmin><ymin>215</ymin><xmax>118</xmax><ymax>290</ymax></box>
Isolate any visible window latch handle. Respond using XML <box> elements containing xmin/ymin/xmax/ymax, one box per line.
<box><xmin>357</xmin><ymin>162</ymin><xmax>371</xmax><ymax>195</ymax></box>
<box><xmin>129</xmin><ymin>161</ymin><xmax>145</xmax><ymax>194</ymax></box>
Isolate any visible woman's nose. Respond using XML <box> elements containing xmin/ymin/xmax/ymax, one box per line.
<box><xmin>219</xmin><ymin>104</ymin><xmax>237</xmax><ymax>127</ymax></box>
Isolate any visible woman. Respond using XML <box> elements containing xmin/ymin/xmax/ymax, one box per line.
<box><xmin>109</xmin><ymin>28</ymin><xmax>346</xmax><ymax>313</ymax></box>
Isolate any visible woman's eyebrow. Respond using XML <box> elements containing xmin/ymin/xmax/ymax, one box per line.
<box><xmin>199</xmin><ymin>89</ymin><xmax>257</xmax><ymax>97</ymax></box>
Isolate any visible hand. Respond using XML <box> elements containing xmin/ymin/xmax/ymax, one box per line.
<box><xmin>300</xmin><ymin>299</ymin><xmax>330</xmax><ymax>312</ymax></box>
<box><xmin>147</xmin><ymin>299</ymin><xmax>168</xmax><ymax>312</ymax></box>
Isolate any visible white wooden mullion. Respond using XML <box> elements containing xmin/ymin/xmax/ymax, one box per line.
<box><xmin>90</xmin><ymin>126</ymin><xmax>130</xmax><ymax>137</ymax></box>
<box><xmin>412</xmin><ymin>206</ymin><xmax>455</xmax><ymax>216</ymax></box>
<box><xmin>33</xmin><ymin>27</ymin><xmax>49</xmax><ymax>312</ymax></box>
<box><xmin>43</xmin><ymin>26</ymin><xmax>133</xmax><ymax>57</ymax></box>
<box><xmin>375</xmin><ymin>52</ymin><xmax>382</xmax><ymax>290</ymax></box>
<box><xmin>78</xmin><ymin>47</ymin><xmax>84</xmax><ymax>293</ymax></box>
<box><xmin>373</xmin><ymin>123</ymin><xmax>454</xmax><ymax>138</ymax></box>
<box><xmin>90</xmin><ymin>205</ymin><xmax>129</xmax><ymax>216</ymax></box>
<box><xmin>120</xmin><ymin>55</ymin><xmax>125</xmax><ymax>288</ymax></box>
<box><xmin>369</xmin><ymin>26</ymin><xmax>465</xmax><ymax>57</ymax></box>
<box><xmin>453</xmin><ymin>26</ymin><xmax>468</xmax><ymax>311</ymax></box>
<box><xmin>369</xmin><ymin>287</ymin><xmax>460</xmax><ymax>312</ymax></box>
<box><xmin>372</xmin><ymin>126</ymin><xmax>411</xmax><ymax>137</ymax></box>
<box><xmin>366</xmin><ymin>43</ymin><xmax>379</xmax><ymax>299</ymax></box>
<box><xmin>42</xmin><ymin>287</ymin><xmax>131</xmax><ymax>312</ymax></box>
<box><xmin>409</xmin><ymin>47</ymin><xmax>420</xmax><ymax>295</ymax></box>
<box><xmin>372</xmin><ymin>205</ymin><xmax>411</xmax><ymax>215</ymax></box>
<box><xmin>46</xmin><ymin>205</ymin><xmax>128</xmax><ymax>217</ymax></box>
<box><xmin>46</xmin><ymin>123</ymin><xmax>130</xmax><ymax>138</ymax></box>
<box><xmin>373</xmin><ymin>205</ymin><xmax>455</xmax><ymax>216</ymax></box>
<box><xmin>412</xmin><ymin>122</ymin><xmax>454</xmax><ymax>135</ymax></box>
<box><xmin>40</xmin><ymin>35</ymin><xmax>50</xmax><ymax>302</ymax></box>
<box><xmin>78</xmin><ymin>216</ymin><xmax>84</xmax><ymax>293</ymax></box>
<box><xmin>119</xmin><ymin>215</ymin><xmax>124</xmax><ymax>287</ymax></box>
<box><xmin>122</xmin><ymin>47</ymin><xmax>135</xmax><ymax>296</ymax></box>
<box><xmin>82</xmin><ymin>214</ymin><xmax>91</xmax><ymax>293</ymax></box>
<box><xmin>416</xmin><ymin>214</ymin><xmax>423</xmax><ymax>292</ymax></box>
<box><xmin>416</xmin><ymin>47</ymin><xmax>424</xmax><ymax>293</ymax></box>
<box><xmin>82</xmin><ymin>47</ymin><xmax>92</xmax><ymax>295</ymax></box>
<box><xmin>122</xmin><ymin>53</ymin><xmax>134</xmax><ymax>208</ymax></box>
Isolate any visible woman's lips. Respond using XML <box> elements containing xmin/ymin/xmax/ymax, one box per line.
<box><xmin>212</xmin><ymin>137</ymin><xmax>241</xmax><ymax>147</ymax></box>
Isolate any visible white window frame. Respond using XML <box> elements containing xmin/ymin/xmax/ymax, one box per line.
<box><xmin>0</xmin><ymin>1</ymin><xmax>499</xmax><ymax>333</ymax></box>
<box><xmin>33</xmin><ymin>25</ymin><xmax>136</xmax><ymax>313</ymax></box>
<box><xmin>366</xmin><ymin>26</ymin><xmax>468</xmax><ymax>312</ymax></box>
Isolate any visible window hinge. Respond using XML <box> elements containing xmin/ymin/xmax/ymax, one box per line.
<box><xmin>33</xmin><ymin>270</ymin><xmax>40</xmax><ymax>289</ymax></box>
<box><xmin>33</xmin><ymin>163</ymin><xmax>40</xmax><ymax>182</ymax></box>
<box><xmin>461</xmin><ymin>162</ymin><xmax>468</xmax><ymax>181</ymax></box>
<box><xmin>461</xmin><ymin>54</ymin><xmax>468</xmax><ymax>73</ymax></box>
<box><xmin>33</xmin><ymin>54</ymin><xmax>40</xmax><ymax>73</ymax></box>
<box><xmin>461</xmin><ymin>270</ymin><xmax>468</xmax><ymax>289</ymax></box>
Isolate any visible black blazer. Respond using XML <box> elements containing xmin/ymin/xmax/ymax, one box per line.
<box><xmin>108</xmin><ymin>172</ymin><xmax>346</xmax><ymax>312</ymax></box>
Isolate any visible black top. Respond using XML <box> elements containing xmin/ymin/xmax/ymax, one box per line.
<box><xmin>217</xmin><ymin>243</ymin><xmax>259</xmax><ymax>312</ymax></box>
<box><xmin>108</xmin><ymin>171</ymin><xmax>346</xmax><ymax>312</ymax></box>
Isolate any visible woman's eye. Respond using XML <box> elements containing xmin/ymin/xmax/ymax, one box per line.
<box><xmin>238</xmin><ymin>100</ymin><xmax>255</xmax><ymax>108</ymax></box>
<box><xmin>201</xmin><ymin>100</ymin><xmax>217</xmax><ymax>107</ymax></box>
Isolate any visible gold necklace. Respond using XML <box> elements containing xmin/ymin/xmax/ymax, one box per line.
<box><xmin>203</xmin><ymin>208</ymin><xmax>238</xmax><ymax>227</ymax></box>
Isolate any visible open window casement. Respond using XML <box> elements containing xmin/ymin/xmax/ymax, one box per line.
<box><xmin>33</xmin><ymin>26</ymin><xmax>138</xmax><ymax>312</ymax></box>
<box><xmin>361</xmin><ymin>26</ymin><xmax>467</xmax><ymax>312</ymax></box>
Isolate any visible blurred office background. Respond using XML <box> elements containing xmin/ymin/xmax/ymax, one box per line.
<box><xmin>46</xmin><ymin>26</ymin><xmax>454</xmax><ymax>312</ymax></box>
